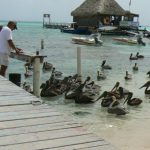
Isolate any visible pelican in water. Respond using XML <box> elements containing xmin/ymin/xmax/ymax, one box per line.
<box><xmin>97</xmin><ymin>70</ymin><xmax>106</xmax><ymax>80</ymax></box>
<box><xmin>136</xmin><ymin>52</ymin><xmax>144</xmax><ymax>59</ymax></box>
<box><xmin>101</xmin><ymin>60</ymin><xmax>112</xmax><ymax>70</ymax></box>
<box><xmin>43</xmin><ymin>62</ymin><xmax>53</xmax><ymax>71</ymax></box>
<box><xmin>125</xmin><ymin>71</ymin><xmax>132</xmax><ymax>80</ymax></box>
<box><xmin>129</xmin><ymin>53</ymin><xmax>138</xmax><ymax>60</ymax></box>
<box><xmin>147</xmin><ymin>71</ymin><xmax>150</xmax><ymax>77</ymax></box>
<box><xmin>132</xmin><ymin>63</ymin><xmax>138</xmax><ymax>71</ymax></box>
<box><xmin>24</xmin><ymin>66</ymin><xmax>32</xmax><ymax>78</ymax></box>
<box><xmin>107</xmin><ymin>96</ymin><xmax>128</xmax><ymax>115</ymax></box>
<box><xmin>123</xmin><ymin>92</ymin><xmax>142</xmax><ymax>106</ymax></box>
<box><xmin>140</xmin><ymin>81</ymin><xmax>150</xmax><ymax>94</ymax></box>
<box><xmin>51</xmin><ymin>67</ymin><xmax>63</xmax><ymax>77</ymax></box>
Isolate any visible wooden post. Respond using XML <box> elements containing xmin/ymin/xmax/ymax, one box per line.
<box><xmin>41</xmin><ymin>39</ymin><xmax>44</xmax><ymax>49</ymax></box>
<box><xmin>33</xmin><ymin>51</ymin><xmax>41</xmax><ymax>97</ymax></box>
<box><xmin>77</xmin><ymin>47</ymin><xmax>82</xmax><ymax>81</ymax></box>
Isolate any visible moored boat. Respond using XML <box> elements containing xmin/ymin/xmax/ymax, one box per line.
<box><xmin>113</xmin><ymin>37</ymin><xmax>137</xmax><ymax>45</ymax></box>
<box><xmin>72</xmin><ymin>33</ymin><xmax>103</xmax><ymax>46</ymax></box>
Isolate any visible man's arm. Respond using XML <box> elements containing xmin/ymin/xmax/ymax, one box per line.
<box><xmin>8</xmin><ymin>40</ymin><xmax>23</xmax><ymax>54</ymax></box>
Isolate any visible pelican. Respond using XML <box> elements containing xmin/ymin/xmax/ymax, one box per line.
<box><xmin>101</xmin><ymin>60</ymin><xmax>112</xmax><ymax>70</ymax></box>
<box><xmin>129</xmin><ymin>53</ymin><xmax>138</xmax><ymax>60</ymax></box>
<box><xmin>24</xmin><ymin>66</ymin><xmax>32</xmax><ymax>78</ymax></box>
<box><xmin>97</xmin><ymin>70</ymin><xmax>106</xmax><ymax>80</ymax></box>
<box><xmin>140</xmin><ymin>81</ymin><xmax>150</xmax><ymax>94</ymax></box>
<box><xmin>107</xmin><ymin>96</ymin><xmax>127</xmax><ymax>115</ymax></box>
<box><xmin>147</xmin><ymin>71</ymin><xmax>150</xmax><ymax>77</ymax></box>
<box><xmin>123</xmin><ymin>92</ymin><xmax>142</xmax><ymax>106</ymax></box>
<box><xmin>51</xmin><ymin>67</ymin><xmax>63</xmax><ymax>77</ymax></box>
<box><xmin>136</xmin><ymin>52</ymin><xmax>144</xmax><ymax>59</ymax></box>
<box><xmin>43</xmin><ymin>62</ymin><xmax>53</xmax><ymax>71</ymax></box>
<box><xmin>125</xmin><ymin>71</ymin><xmax>132</xmax><ymax>80</ymax></box>
<box><xmin>132</xmin><ymin>63</ymin><xmax>138</xmax><ymax>71</ymax></box>
<box><xmin>23</xmin><ymin>82</ymin><xmax>32</xmax><ymax>93</ymax></box>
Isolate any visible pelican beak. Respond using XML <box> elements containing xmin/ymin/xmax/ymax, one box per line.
<box><xmin>139</xmin><ymin>81</ymin><xmax>150</xmax><ymax>89</ymax></box>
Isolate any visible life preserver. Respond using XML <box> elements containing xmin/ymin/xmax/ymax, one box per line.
<box><xmin>104</xmin><ymin>17</ymin><xmax>110</xmax><ymax>25</ymax></box>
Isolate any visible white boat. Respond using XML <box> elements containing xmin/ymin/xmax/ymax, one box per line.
<box><xmin>72</xmin><ymin>33</ymin><xmax>103</xmax><ymax>46</ymax></box>
<box><xmin>99</xmin><ymin>26</ymin><xmax>118</xmax><ymax>31</ymax></box>
<box><xmin>113</xmin><ymin>37</ymin><xmax>137</xmax><ymax>45</ymax></box>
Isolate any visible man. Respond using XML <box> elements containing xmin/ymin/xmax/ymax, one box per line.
<box><xmin>0</xmin><ymin>21</ymin><xmax>23</xmax><ymax>76</ymax></box>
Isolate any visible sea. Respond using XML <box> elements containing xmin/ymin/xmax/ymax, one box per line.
<box><xmin>1</xmin><ymin>21</ymin><xmax>150</xmax><ymax>150</ymax></box>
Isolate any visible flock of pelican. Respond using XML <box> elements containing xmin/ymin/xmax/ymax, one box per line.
<box><xmin>22</xmin><ymin>51</ymin><xmax>150</xmax><ymax>116</ymax></box>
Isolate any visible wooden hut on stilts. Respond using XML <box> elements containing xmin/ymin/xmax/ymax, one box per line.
<box><xmin>71</xmin><ymin>0</ymin><xmax>139</xmax><ymax>35</ymax></box>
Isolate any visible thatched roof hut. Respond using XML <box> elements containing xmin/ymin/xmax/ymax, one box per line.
<box><xmin>71</xmin><ymin>0</ymin><xmax>139</xmax><ymax>28</ymax></box>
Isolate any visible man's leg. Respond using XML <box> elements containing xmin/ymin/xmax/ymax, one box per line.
<box><xmin>0</xmin><ymin>65</ymin><xmax>7</xmax><ymax>77</ymax></box>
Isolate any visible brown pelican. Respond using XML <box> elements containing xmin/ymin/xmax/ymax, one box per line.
<box><xmin>40</xmin><ymin>80</ymin><xmax>62</xmax><ymax>97</ymax></box>
<box><xmin>24</xmin><ymin>62</ymin><xmax>33</xmax><ymax>70</ymax></box>
<box><xmin>147</xmin><ymin>71</ymin><xmax>150</xmax><ymax>77</ymax></box>
<box><xmin>22</xmin><ymin>82</ymin><xmax>32</xmax><ymax>93</ymax></box>
<box><xmin>123</xmin><ymin>92</ymin><xmax>142</xmax><ymax>106</ymax></box>
<box><xmin>129</xmin><ymin>53</ymin><xmax>138</xmax><ymax>60</ymax></box>
<box><xmin>97</xmin><ymin>70</ymin><xmax>106</xmax><ymax>80</ymax></box>
<box><xmin>125</xmin><ymin>71</ymin><xmax>132</xmax><ymax>80</ymax></box>
<box><xmin>136</xmin><ymin>52</ymin><xmax>144</xmax><ymax>59</ymax></box>
<box><xmin>140</xmin><ymin>81</ymin><xmax>150</xmax><ymax>94</ymax></box>
<box><xmin>24</xmin><ymin>66</ymin><xmax>32</xmax><ymax>78</ymax></box>
<box><xmin>42</xmin><ymin>62</ymin><xmax>53</xmax><ymax>71</ymax></box>
<box><xmin>107</xmin><ymin>96</ymin><xmax>128</xmax><ymax>115</ymax></box>
<box><xmin>65</xmin><ymin>76</ymin><xmax>90</xmax><ymax>100</ymax></box>
<box><xmin>101</xmin><ymin>60</ymin><xmax>112</xmax><ymax>70</ymax></box>
<box><xmin>51</xmin><ymin>67</ymin><xmax>63</xmax><ymax>77</ymax></box>
<box><xmin>132</xmin><ymin>63</ymin><xmax>138</xmax><ymax>71</ymax></box>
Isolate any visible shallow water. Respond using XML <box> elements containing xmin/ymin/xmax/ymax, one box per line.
<box><xmin>4</xmin><ymin>21</ymin><xmax>150</xmax><ymax>150</ymax></box>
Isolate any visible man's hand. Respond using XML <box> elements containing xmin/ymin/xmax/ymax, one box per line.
<box><xmin>15</xmin><ymin>48</ymin><xmax>23</xmax><ymax>54</ymax></box>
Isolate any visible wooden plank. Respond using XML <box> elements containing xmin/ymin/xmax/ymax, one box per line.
<box><xmin>0</xmin><ymin>115</ymin><xmax>69</xmax><ymax>129</ymax></box>
<box><xmin>0</xmin><ymin>134</ymin><xmax>105</xmax><ymax>150</ymax></box>
<box><xmin>0</xmin><ymin>128</ymin><xmax>91</xmax><ymax>146</ymax></box>
<box><xmin>0</xmin><ymin>122</ymin><xmax>82</xmax><ymax>137</ymax></box>
<box><xmin>0</xmin><ymin>107</ymin><xmax>58</xmax><ymax>117</ymax></box>
<box><xmin>10</xmin><ymin>51</ymin><xmax>46</xmax><ymax>63</ymax></box>
<box><xmin>77</xmin><ymin>144</ymin><xmax>117</xmax><ymax>150</ymax></box>
<box><xmin>0</xmin><ymin>111</ymin><xmax>61</xmax><ymax>122</ymax></box>
<box><xmin>0</xmin><ymin>104</ymin><xmax>50</xmax><ymax>113</ymax></box>
<box><xmin>45</xmin><ymin>141</ymin><xmax>114</xmax><ymax>150</ymax></box>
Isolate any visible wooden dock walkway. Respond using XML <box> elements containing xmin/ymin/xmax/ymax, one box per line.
<box><xmin>0</xmin><ymin>75</ymin><xmax>117</xmax><ymax>150</ymax></box>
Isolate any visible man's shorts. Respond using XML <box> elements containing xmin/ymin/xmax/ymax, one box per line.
<box><xmin>0</xmin><ymin>53</ymin><xmax>9</xmax><ymax>66</ymax></box>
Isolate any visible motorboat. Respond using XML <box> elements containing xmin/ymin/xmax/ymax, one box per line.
<box><xmin>113</xmin><ymin>37</ymin><xmax>137</xmax><ymax>45</ymax></box>
<box><xmin>72</xmin><ymin>33</ymin><xmax>103</xmax><ymax>46</ymax></box>
<box><xmin>113</xmin><ymin>34</ymin><xmax>146</xmax><ymax>46</ymax></box>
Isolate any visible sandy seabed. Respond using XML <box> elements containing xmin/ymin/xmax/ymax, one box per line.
<box><xmin>96</xmin><ymin>119</ymin><xmax>150</xmax><ymax>150</ymax></box>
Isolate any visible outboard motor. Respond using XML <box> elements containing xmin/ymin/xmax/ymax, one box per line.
<box><xmin>137</xmin><ymin>35</ymin><xmax>146</xmax><ymax>46</ymax></box>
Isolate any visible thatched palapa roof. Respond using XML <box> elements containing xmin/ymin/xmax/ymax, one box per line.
<box><xmin>71</xmin><ymin>0</ymin><xmax>126</xmax><ymax>17</ymax></box>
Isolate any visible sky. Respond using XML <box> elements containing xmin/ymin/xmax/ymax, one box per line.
<box><xmin>0</xmin><ymin>0</ymin><xmax>149</xmax><ymax>26</ymax></box>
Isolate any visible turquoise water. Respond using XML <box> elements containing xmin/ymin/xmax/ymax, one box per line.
<box><xmin>2</xmin><ymin>21</ymin><xmax>150</xmax><ymax>150</ymax></box>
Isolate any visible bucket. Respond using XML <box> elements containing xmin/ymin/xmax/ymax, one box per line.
<box><xmin>9</xmin><ymin>73</ymin><xmax>21</xmax><ymax>87</ymax></box>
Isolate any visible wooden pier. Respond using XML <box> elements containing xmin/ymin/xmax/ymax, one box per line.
<box><xmin>0</xmin><ymin>75</ymin><xmax>117</xmax><ymax>150</ymax></box>
<box><xmin>43</xmin><ymin>13</ymin><xmax>69</xmax><ymax>29</ymax></box>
